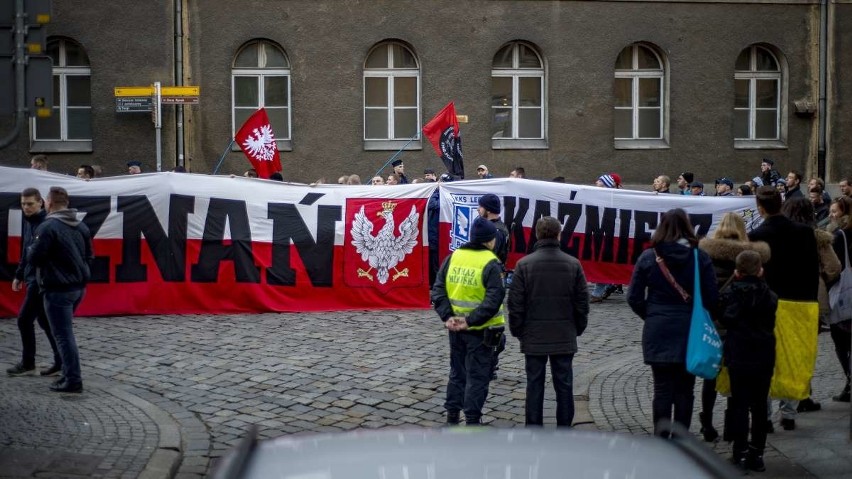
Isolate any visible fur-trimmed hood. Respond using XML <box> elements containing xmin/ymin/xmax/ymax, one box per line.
<box><xmin>815</xmin><ymin>228</ymin><xmax>835</xmax><ymax>248</ymax></box>
<box><xmin>698</xmin><ymin>237</ymin><xmax>771</xmax><ymax>264</ymax></box>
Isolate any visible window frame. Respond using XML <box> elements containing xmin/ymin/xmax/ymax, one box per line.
<box><xmin>362</xmin><ymin>41</ymin><xmax>422</xmax><ymax>151</ymax></box>
<box><xmin>733</xmin><ymin>44</ymin><xmax>787</xmax><ymax>150</ymax></box>
<box><xmin>231</xmin><ymin>40</ymin><xmax>292</xmax><ymax>152</ymax></box>
<box><xmin>30</xmin><ymin>38</ymin><xmax>93</xmax><ymax>153</ymax></box>
<box><xmin>613</xmin><ymin>43</ymin><xmax>669</xmax><ymax>150</ymax></box>
<box><xmin>491</xmin><ymin>41</ymin><xmax>548</xmax><ymax>150</ymax></box>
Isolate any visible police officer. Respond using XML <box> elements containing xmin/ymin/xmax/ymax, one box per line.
<box><xmin>431</xmin><ymin>217</ymin><xmax>505</xmax><ymax>425</ymax></box>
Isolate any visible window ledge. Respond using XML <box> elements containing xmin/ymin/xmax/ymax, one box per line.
<box><xmin>232</xmin><ymin>139</ymin><xmax>292</xmax><ymax>152</ymax></box>
<box><xmin>614</xmin><ymin>139</ymin><xmax>670</xmax><ymax>150</ymax></box>
<box><xmin>491</xmin><ymin>138</ymin><xmax>548</xmax><ymax>150</ymax></box>
<box><xmin>363</xmin><ymin>139</ymin><xmax>422</xmax><ymax>151</ymax></box>
<box><xmin>734</xmin><ymin>140</ymin><xmax>787</xmax><ymax>150</ymax></box>
<box><xmin>30</xmin><ymin>140</ymin><xmax>93</xmax><ymax>153</ymax></box>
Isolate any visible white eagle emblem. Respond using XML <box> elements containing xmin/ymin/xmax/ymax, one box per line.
<box><xmin>241</xmin><ymin>124</ymin><xmax>278</xmax><ymax>162</ymax></box>
<box><xmin>351</xmin><ymin>202</ymin><xmax>420</xmax><ymax>284</ymax></box>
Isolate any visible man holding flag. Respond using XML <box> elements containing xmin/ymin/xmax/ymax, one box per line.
<box><xmin>235</xmin><ymin>108</ymin><xmax>283</xmax><ymax>179</ymax></box>
<box><xmin>423</xmin><ymin>102</ymin><xmax>464</xmax><ymax>179</ymax></box>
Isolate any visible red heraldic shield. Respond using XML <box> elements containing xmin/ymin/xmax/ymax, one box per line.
<box><xmin>235</xmin><ymin>108</ymin><xmax>283</xmax><ymax>179</ymax></box>
<box><xmin>344</xmin><ymin>197</ymin><xmax>427</xmax><ymax>294</ymax></box>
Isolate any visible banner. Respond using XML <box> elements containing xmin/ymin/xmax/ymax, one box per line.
<box><xmin>0</xmin><ymin>168</ymin><xmax>434</xmax><ymax>316</ymax></box>
<box><xmin>0</xmin><ymin>168</ymin><xmax>758</xmax><ymax>316</ymax></box>
<box><xmin>438</xmin><ymin>179</ymin><xmax>760</xmax><ymax>285</ymax></box>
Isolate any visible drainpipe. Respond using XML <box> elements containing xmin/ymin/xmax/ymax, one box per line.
<box><xmin>174</xmin><ymin>0</ymin><xmax>185</xmax><ymax>168</ymax></box>
<box><xmin>817</xmin><ymin>0</ymin><xmax>827</xmax><ymax>180</ymax></box>
<box><xmin>0</xmin><ymin>0</ymin><xmax>27</xmax><ymax>149</ymax></box>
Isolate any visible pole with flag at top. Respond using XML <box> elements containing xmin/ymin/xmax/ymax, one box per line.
<box><xmin>213</xmin><ymin>108</ymin><xmax>282</xmax><ymax>178</ymax></box>
<box><xmin>422</xmin><ymin>102</ymin><xmax>464</xmax><ymax>179</ymax></box>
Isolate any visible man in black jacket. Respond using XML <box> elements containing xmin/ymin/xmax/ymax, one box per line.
<box><xmin>6</xmin><ymin>188</ymin><xmax>62</xmax><ymax>377</ymax></box>
<box><xmin>508</xmin><ymin>216</ymin><xmax>590</xmax><ymax>427</ymax></box>
<box><xmin>27</xmin><ymin>186</ymin><xmax>93</xmax><ymax>393</ymax></box>
<box><xmin>748</xmin><ymin>186</ymin><xmax>819</xmax><ymax>429</ymax></box>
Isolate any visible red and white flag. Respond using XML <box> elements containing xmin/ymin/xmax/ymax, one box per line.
<box><xmin>235</xmin><ymin>108</ymin><xmax>282</xmax><ymax>179</ymax></box>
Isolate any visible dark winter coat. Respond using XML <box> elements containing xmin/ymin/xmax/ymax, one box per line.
<box><xmin>427</xmin><ymin>189</ymin><xmax>439</xmax><ymax>249</ymax></box>
<box><xmin>14</xmin><ymin>209</ymin><xmax>46</xmax><ymax>284</ymax></box>
<box><xmin>508</xmin><ymin>239</ymin><xmax>589</xmax><ymax>355</ymax></box>
<box><xmin>748</xmin><ymin>215</ymin><xmax>819</xmax><ymax>301</ymax></box>
<box><xmin>431</xmin><ymin>243</ymin><xmax>505</xmax><ymax>327</ymax></box>
<box><xmin>628</xmin><ymin>241</ymin><xmax>718</xmax><ymax>364</ymax></box>
<box><xmin>718</xmin><ymin>276</ymin><xmax>778</xmax><ymax>372</ymax></box>
<box><xmin>491</xmin><ymin>218</ymin><xmax>509</xmax><ymax>265</ymax></box>
<box><xmin>27</xmin><ymin>208</ymin><xmax>93</xmax><ymax>292</ymax></box>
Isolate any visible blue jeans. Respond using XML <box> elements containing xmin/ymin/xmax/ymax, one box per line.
<box><xmin>43</xmin><ymin>289</ymin><xmax>84</xmax><ymax>385</ymax></box>
<box><xmin>445</xmin><ymin>331</ymin><xmax>494</xmax><ymax>423</ymax></box>
<box><xmin>18</xmin><ymin>282</ymin><xmax>61</xmax><ymax>368</ymax></box>
<box><xmin>525</xmin><ymin>354</ymin><xmax>575</xmax><ymax>427</ymax></box>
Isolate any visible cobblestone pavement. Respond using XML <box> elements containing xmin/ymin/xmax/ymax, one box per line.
<box><xmin>1</xmin><ymin>292</ymin><xmax>850</xmax><ymax>478</ymax></box>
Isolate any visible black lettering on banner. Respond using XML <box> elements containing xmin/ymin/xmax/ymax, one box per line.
<box><xmin>632</xmin><ymin>210</ymin><xmax>659</xmax><ymax>264</ymax></box>
<box><xmin>70</xmin><ymin>196</ymin><xmax>111</xmax><ymax>282</ymax></box>
<box><xmin>190</xmin><ymin>198</ymin><xmax>259</xmax><ymax>283</ymax></box>
<box><xmin>525</xmin><ymin>200</ymin><xmax>552</xmax><ymax>253</ymax></box>
<box><xmin>616</xmin><ymin>208</ymin><xmax>633</xmax><ymax>264</ymax></box>
<box><xmin>0</xmin><ymin>193</ymin><xmax>21</xmax><ymax>280</ymax></box>
<box><xmin>556</xmin><ymin>202</ymin><xmax>582</xmax><ymax>257</ymax></box>
<box><xmin>503</xmin><ymin>196</ymin><xmax>529</xmax><ymax>254</ymax></box>
<box><xmin>116</xmin><ymin>195</ymin><xmax>194</xmax><ymax>282</ymax></box>
<box><xmin>266</xmin><ymin>203</ymin><xmax>341</xmax><ymax>286</ymax></box>
<box><xmin>582</xmin><ymin>205</ymin><xmax>617</xmax><ymax>262</ymax></box>
<box><xmin>689</xmin><ymin>213</ymin><xmax>713</xmax><ymax>238</ymax></box>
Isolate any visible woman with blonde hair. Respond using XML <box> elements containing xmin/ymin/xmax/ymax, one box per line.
<box><xmin>696</xmin><ymin>212</ymin><xmax>771</xmax><ymax>441</ymax></box>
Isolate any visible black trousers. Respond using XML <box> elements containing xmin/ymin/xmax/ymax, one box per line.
<box><xmin>650</xmin><ymin>363</ymin><xmax>696</xmax><ymax>435</ymax></box>
<box><xmin>830</xmin><ymin>321</ymin><xmax>851</xmax><ymax>380</ymax></box>
<box><xmin>525</xmin><ymin>354</ymin><xmax>575</xmax><ymax>427</ymax></box>
<box><xmin>728</xmin><ymin>365</ymin><xmax>772</xmax><ymax>454</ymax></box>
<box><xmin>17</xmin><ymin>282</ymin><xmax>61</xmax><ymax>368</ymax></box>
<box><xmin>445</xmin><ymin>331</ymin><xmax>494</xmax><ymax>423</ymax></box>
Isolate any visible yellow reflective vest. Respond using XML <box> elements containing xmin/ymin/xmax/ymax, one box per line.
<box><xmin>446</xmin><ymin>248</ymin><xmax>505</xmax><ymax>331</ymax></box>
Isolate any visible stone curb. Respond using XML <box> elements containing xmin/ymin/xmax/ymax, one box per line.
<box><xmin>96</xmin><ymin>380</ymin><xmax>182</xmax><ymax>479</ymax></box>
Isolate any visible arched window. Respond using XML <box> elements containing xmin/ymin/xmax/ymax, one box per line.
<box><xmin>363</xmin><ymin>41</ymin><xmax>421</xmax><ymax>149</ymax></box>
<box><xmin>232</xmin><ymin>40</ymin><xmax>291</xmax><ymax>146</ymax></box>
<box><xmin>734</xmin><ymin>45</ymin><xmax>782</xmax><ymax>142</ymax></box>
<box><xmin>491</xmin><ymin>41</ymin><xmax>545</xmax><ymax>147</ymax></box>
<box><xmin>614</xmin><ymin>43</ymin><xmax>666</xmax><ymax>143</ymax></box>
<box><xmin>32</xmin><ymin>38</ymin><xmax>92</xmax><ymax>151</ymax></box>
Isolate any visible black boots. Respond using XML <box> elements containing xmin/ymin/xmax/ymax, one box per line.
<box><xmin>796</xmin><ymin>397</ymin><xmax>821</xmax><ymax>412</ymax></box>
<box><xmin>446</xmin><ymin>411</ymin><xmax>460</xmax><ymax>425</ymax></box>
<box><xmin>833</xmin><ymin>380</ymin><xmax>851</xmax><ymax>402</ymax></box>
<box><xmin>699</xmin><ymin>412</ymin><xmax>719</xmax><ymax>442</ymax></box>
<box><xmin>732</xmin><ymin>445</ymin><xmax>766</xmax><ymax>472</ymax></box>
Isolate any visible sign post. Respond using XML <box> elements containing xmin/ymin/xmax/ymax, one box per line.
<box><xmin>154</xmin><ymin>81</ymin><xmax>162</xmax><ymax>172</ymax></box>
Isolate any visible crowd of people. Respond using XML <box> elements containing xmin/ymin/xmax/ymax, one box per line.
<box><xmin>9</xmin><ymin>153</ymin><xmax>852</xmax><ymax>473</ymax></box>
<box><xmin>431</xmin><ymin>180</ymin><xmax>851</xmax><ymax>473</ymax></box>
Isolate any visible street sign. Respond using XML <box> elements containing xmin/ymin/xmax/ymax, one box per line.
<box><xmin>161</xmin><ymin>86</ymin><xmax>199</xmax><ymax>96</ymax></box>
<box><xmin>115</xmin><ymin>86</ymin><xmax>154</xmax><ymax>97</ymax></box>
<box><xmin>115</xmin><ymin>96</ymin><xmax>153</xmax><ymax>113</ymax></box>
<box><xmin>161</xmin><ymin>96</ymin><xmax>198</xmax><ymax>104</ymax></box>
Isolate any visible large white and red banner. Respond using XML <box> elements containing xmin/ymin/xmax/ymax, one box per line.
<box><xmin>0</xmin><ymin>168</ymin><xmax>759</xmax><ymax>316</ymax></box>
<box><xmin>438</xmin><ymin>179</ymin><xmax>759</xmax><ymax>285</ymax></box>
<box><xmin>0</xmin><ymin>168</ymin><xmax>435</xmax><ymax>316</ymax></box>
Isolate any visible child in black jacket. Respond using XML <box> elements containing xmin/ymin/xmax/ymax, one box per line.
<box><xmin>718</xmin><ymin>250</ymin><xmax>778</xmax><ymax>472</ymax></box>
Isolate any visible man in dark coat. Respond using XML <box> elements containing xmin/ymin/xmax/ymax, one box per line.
<box><xmin>748</xmin><ymin>186</ymin><xmax>819</xmax><ymax>430</ymax></box>
<box><xmin>508</xmin><ymin>216</ymin><xmax>590</xmax><ymax>427</ymax></box>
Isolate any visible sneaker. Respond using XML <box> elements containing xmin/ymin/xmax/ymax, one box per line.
<box><xmin>796</xmin><ymin>398</ymin><xmax>821</xmax><ymax>412</ymax></box>
<box><xmin>40</xmin><ymin>364</ymin><xmax>62</xmax><ymax>376</ymax></box>
<box><xmin>780</xmin><ymin>418</ymin><xmax>795</xmax><ymax>431</ymax></box>
<box><xmin>6</xmin><ymin>363</ymin><xmax>35</xmax><ymax>376</ymax></box>
<box><xmin>49</xmin><ymin>380</ymin><xmax>83</xmax><ymax>393</ymax></box>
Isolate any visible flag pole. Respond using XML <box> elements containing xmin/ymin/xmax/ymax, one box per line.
<box><xmin>372</xmin><ymin>133</ymin><xmax>418</xmax><ymax>180</ymax></box>
<box><xmin>211</xmin><ymin>138</ymin><xmax>235</xmax><ymax>175</ymax></box>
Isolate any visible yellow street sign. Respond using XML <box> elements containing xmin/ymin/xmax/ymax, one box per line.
<box><xmin>115</xmin><ymin>86</ymin><xmax>154</xmax><ymax>97</ymax></box>
<box><xmin>456</xmin><ymin>115</ymin><xmax>469</xmax><ymax>124</ymax></box>
<box><xmin>161</xmin><ymin>86</ymin><xmax>200</xmax><ymax>97</ymax></box>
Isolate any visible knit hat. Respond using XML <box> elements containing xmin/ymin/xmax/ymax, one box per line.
<box><xmin>598</xmin><ymin>174</ymin><xmax>616</xmax><ymax>188</ymax></box>
<box><xmin>478</xmin><ymin>194</ymin><xmax>501</xmax><ymax>214</ymax></box>
<box><xmin>470</xmin><ymin>217</ymin><xmax>497</xmax><ymax>244</ymax></box>
<box><xmin>391</xmin><ymin>159</ymin><xmax>403</xmax><ymax>167</ymax></box>
<box><xmin>681</xmin><ymin>172</ymin><xmax>694</xmax><ymax>184</ymax></box>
